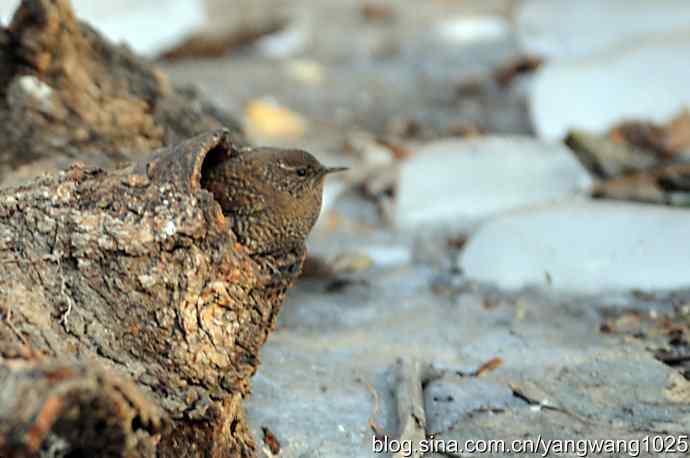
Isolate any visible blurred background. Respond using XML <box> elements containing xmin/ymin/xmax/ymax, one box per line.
<box><xmin>4</xmin><ymin>0</ymin><xmax>690</xmax><ymax>456</ymax></box>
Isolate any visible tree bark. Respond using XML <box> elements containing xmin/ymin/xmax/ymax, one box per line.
<box><xmin>0</xmin><ymin>0</ymin><xmax>244</xmax><ymax>188</ymax></box>
<box><xmin>0</xmin><ymin>361</ymin><xmax>163</xmax><ymax>458</ymax></box>
<box><xmin>0</xmin><ymin>129</ymin><xmax>305</xmax><ymax>457</ymax></box>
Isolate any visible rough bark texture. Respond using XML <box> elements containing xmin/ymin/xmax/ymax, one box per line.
<box><xmin>0</xmin><ymin>0</ymin><xmax>244</xmax><ymax>188</ymax></box>
<box><xmin>0</xmin><ymin>361</ymin><xmax>163</xmax><ymax>457</ymax></box>
<box><xmin>0</xmin><ymin>129</ymin><xmax>305</xmax><ymax>457</ymax></box>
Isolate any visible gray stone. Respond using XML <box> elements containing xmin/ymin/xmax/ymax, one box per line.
<box><xmin>425</xmin><ymin>377</ymin><xmax>525</xmax><ymax>434</ymax></box>
<box><xmin>432</xmin><ymin>354</ymin><xmax>690</xmax><ymax>457</ymax></box>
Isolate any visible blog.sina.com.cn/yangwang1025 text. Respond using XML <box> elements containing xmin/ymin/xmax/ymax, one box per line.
<box><xmin>372</xmin><ymin>434</ymin><xmax>690</xmax><ymax>456</ymax></box>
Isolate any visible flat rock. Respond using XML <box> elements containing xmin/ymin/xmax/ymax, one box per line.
<box><xmin>425</xmin><ymin>377</ymin><xmax>524</xmax><ymax>434</ymax></box>
<box><xmin>459</xmin><ymin>200</ymin><xmax>690</xmax><ymax>293</ymax></box>
<box><xmin>395</xmin><ymin>137</ymin><xmax>591</xmax><ymax>230</ymax></box>
<box><xmin>432</xmin><ymin>353</ymin><xmax>690</xmax><ymax>455</ymax></box>
<box><xmin>0</xmin><ymin>0</ymin><xmax>206</xmax><ymax>56</ymax></box>
<box><xmin>530</xmin><ymin>32</ymin><xmax>690</xmax><ymax>140</ymax></box>
<box><xmin>516</xmin><ymin>0</ymin><xmax>690</xmax><ymax>59</ymax></box>
<box><xmin>247</xmin><ymin>242</ymin><xmax>690</xmax><ymax>456</ymax></box>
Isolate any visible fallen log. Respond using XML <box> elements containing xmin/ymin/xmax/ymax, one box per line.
<box><xmin>0</xmin><ymin>129</ymin><xmax>305</xmax><ymax>457</ymax></box>
<box><xmin>0</xmin><ymin>0</ymin><xmax>244</xmax><ymax>187</ymax></box>
<box><xmin>0</xmin><ymin>361</ymin><xmax>163</xmax><ymax>457</ymax></box>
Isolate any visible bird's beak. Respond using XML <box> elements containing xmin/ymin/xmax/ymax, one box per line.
<box><xmin>324</xmin><ymin>166</ymin><xmax>349</xmax><ymax>175</ymax></box>
<box><xmin>315</xmin><ymin>166</ymin><xmax>348</xmax><ymax>181</ymax></box>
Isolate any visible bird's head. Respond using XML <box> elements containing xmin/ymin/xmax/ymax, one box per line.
<box><xmin>257</xmin><ymin>148</ymin><xmax>348</xmax><ymax>196</ymax></box>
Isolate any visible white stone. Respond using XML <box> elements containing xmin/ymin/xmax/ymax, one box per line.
<box><xmin>516</xmin><ymin>0</ymin><xmax>690</xmax><ymax>59</ymax></box>
<box><xmin>435</xmin><ymin>16</ymin><xmax>510</xmax><ymax>45</ymax></box>
<box><xmin>394</xmin><ymin>137</ymin><xmax>591</xmax><ymax>230</ymax></box>
<box><xmin>0</xmin><ymin>0</ymin><xmax>206</xmax><ymax>56</ymax></box>
<box><xmin>283</xmin><ymin>59</ymin><xmax>324</xmax><ymax>85</ymax></box>
<box><xmin>255</xmin><ymin>17</ymin><xmax>311</xmax><ymax>58</ymax></box>
<box><xmin>459</xmin><ymin>201</ymin><xmax>690</xmax><ymax>293</ymax></box>
<box><xmin>530</xmin><ymin>32</ymin><xmax>690</xmax><ymax>140</ymax></box>
<box><xmin>365</xmin><ymin>245</ymin><xmax>412</xmax><ymax>268</ymax></box>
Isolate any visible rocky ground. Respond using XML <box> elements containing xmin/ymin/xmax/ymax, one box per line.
<box><xmin>5</xmin><ymin>0</ymin><xmax>690</xmax><ymax>456</ymax></box>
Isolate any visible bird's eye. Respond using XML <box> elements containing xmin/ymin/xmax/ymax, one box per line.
<box><xmin>296</xmin><ymin>168</ymin><xmax>307</xmax><ymax>177</ymax></box>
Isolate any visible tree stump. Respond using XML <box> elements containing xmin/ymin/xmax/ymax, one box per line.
<box><xmin>0</xmin><ymin>129</ymin><xmax>305</xmax><ymax>457</ymax></box>
<box><xmin>0</xmin><ymin>0</ymin><xmax>244</xmax><ymax>187</ymax></box>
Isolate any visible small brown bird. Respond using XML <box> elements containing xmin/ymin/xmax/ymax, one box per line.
<box><xmin>202</xmin><ymin>146</ymin><xmax>347</xmax><ymax>255</ymax></box>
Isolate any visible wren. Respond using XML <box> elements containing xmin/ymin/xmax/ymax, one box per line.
<box><xmin>201</xmin><ymin>145</ymin><xmax>347</xmax><ymax>256</ymax></box>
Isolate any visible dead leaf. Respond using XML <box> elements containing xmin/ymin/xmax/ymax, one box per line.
<box><xmin>376</xmin><ymin>138</ymin><xmax>413</xmax><ymax>160</ymax></box>
<box><xmin>365</xmin><ymin>382</ymin><xmax>384</xmax><ymax>436</ymax></box>
<box><xmin>609</xmin><ymin>109</ymin><xmax>690</xmax><ymax>159</ymax></box>
<box><xmin>447</xmin><ymin>235</ymin><xmax>467</xmax><ymax>250</ymax></box>
<box><xmin>666</xmin><ymin>110</ymin><xmax>690</xmax><ymax>154</ymax></box>
<box><xmin>599</xmin><ymin>311</ymin><xmax>642</xmax><ymax>335</ymax></box>
<box><xmin>245</xmin><ymin>99</ymin><xmax>307</xmax><ymax>139</ymax></box>
<box><xmin>593</xmin><ymin>163</ymin><xmax>690</xmax><ymax>205</ymax></box>
<box><xmin>331</xmin><ymin>253</ymin><xmax>374</xmax><ymax>273</ymax></box>
<box><xmin>656</xmin><ymin>162</ymin><xmax>690</xmax><ymax>192</ymax></box>
<box><xmin>495</xmin><ymin>55</ymin><xmax>544</xmax><ymax>86</ymax></box>
<box><xmin>565</xmin><ymin>129</ymin><xmax>659</xmax><ymax>179</ymax></box>
<box><xmin>261</xmin><ymin>426</ymin><xmax>281</xmax><ymax>455</ymax></box>
<box><xmin>361</xmin><ymin>3</ymin><xmax>396</xmax><ymax>22</ymax></box>
<box><xmin>474</xmin><ymin>357</ymin><xmax>503</xmax><ymax>376</ymax></box>
<box><xmin>159</xmin><ymin>20</ymin><xmax>285</xmax><ymax>60</ymax></box>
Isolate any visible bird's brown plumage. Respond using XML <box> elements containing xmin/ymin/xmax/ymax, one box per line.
<box><xmin>201</xmin><ymin>146</ymin><xmax>346</xmax><ymax>255</ymax></box>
